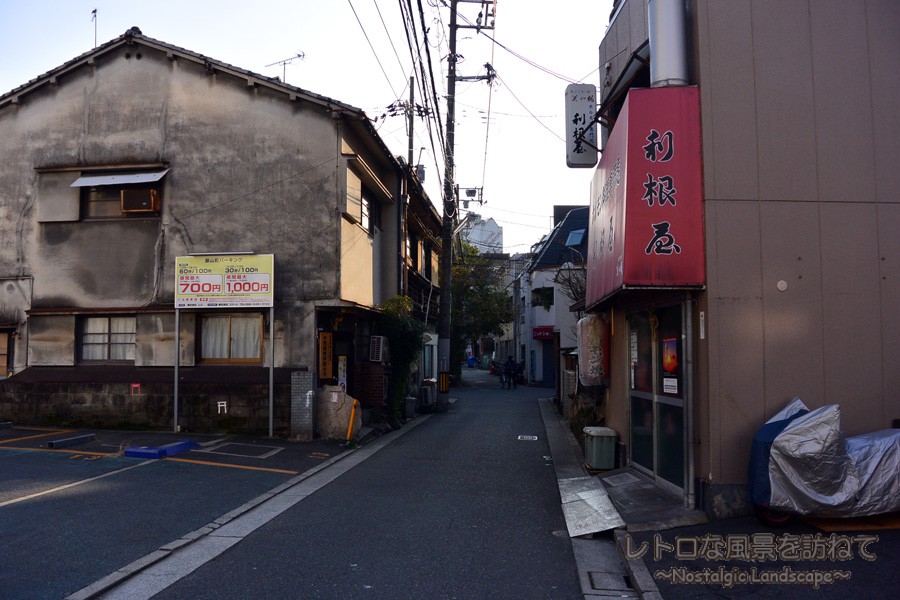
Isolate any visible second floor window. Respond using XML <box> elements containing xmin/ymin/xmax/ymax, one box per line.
<box><xmin>73</xmin><ymin>169</ymin><xmax>168</xmax><ymax>219</ymax></box>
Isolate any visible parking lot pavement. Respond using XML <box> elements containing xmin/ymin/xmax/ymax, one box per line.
<box><xmin>0</xmin><ymin>425</ymin><xmax>349</xmax><ymax>475</ymax></box>
<box><xmin>0</xmin><ymin>425</ymin><xmax>353</xmax><ymax>599</ymax></box>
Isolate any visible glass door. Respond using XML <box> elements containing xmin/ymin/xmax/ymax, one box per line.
<box><xmin>628</xmin><ymin>312</ymin><xmax>654</xmax><ymax>471</ymax></box>
<box><xmin>628</xmin><ymin>305</ymin><xmax>686</xmax><ymax>491</ymax></box>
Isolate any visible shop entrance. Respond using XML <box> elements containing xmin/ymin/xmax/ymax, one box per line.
<box><xmin>627</xmin><ymin>304</ymin><xmax>687</xmax><ymax>492</ymax></box>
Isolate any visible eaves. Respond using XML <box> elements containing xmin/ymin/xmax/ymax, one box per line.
<box><xmin>0</xmin><ymin>28</ymin><xmax>400</xmax><ymax>172</ymax></box>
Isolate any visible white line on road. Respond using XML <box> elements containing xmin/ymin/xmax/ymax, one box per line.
<box><xmin>0</xmin><ymin>460</ymin><xmax>153</xmax><ymax>508</ymax></box>
<box><xmin>70</xmin><ymin>415</ymin><xmax>433</xmax><ymax>600</ymax></box>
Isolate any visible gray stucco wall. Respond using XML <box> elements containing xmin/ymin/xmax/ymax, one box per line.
<box><xmin>0</xmin><ymin>41</ymin><xmax>384</xmax><ymax>373</ymax></box>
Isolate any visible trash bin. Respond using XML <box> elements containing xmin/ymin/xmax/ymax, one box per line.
<box><xmin>583</xmin><ymin>426</ymin><xmax>617</xmax><ymax>470</ymax></box>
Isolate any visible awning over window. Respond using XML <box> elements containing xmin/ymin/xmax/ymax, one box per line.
<box><xmin>70</xmin><ymin>169</ymin><xmax>169</xmax><ymax>187</ymax></box>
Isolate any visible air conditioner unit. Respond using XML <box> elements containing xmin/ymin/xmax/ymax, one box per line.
<box><xmin>369</xmin><ymin>335</ymin><xmax>388</xmax><ymax>363</ymax></box>
<box><xmin>121</xmin><ymin>189</ymin><xmax>160</xmax><ymax>213</ymax></box>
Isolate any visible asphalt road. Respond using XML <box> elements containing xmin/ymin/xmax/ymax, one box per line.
<box><xmin>0</xmin><ymin>427</ymin><xmax>345</xmax><ymax>599</ymax></box>
<box><xmin>1</xmin><ymin>371</ymin><xmax>582</xmax><ymax>599</ymax></box>
<box><xmin>0</xmin><ymin>448</ymin><xmax>293</xmax><ymax>599</ymax></box>
<box><xmin>149</xmin><ymin>378</ymin><xmax>580</xmax><ymax>599</ymax></box>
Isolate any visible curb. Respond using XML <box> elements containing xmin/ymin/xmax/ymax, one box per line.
<box><xmin>614</xmin><ymin>529</ymin><xmax>663</xmax><ymax>600</ymax></box>
<box><xmin>538</xmin><ymin>397</ymin><xmax>662</xmax><ymax>600</ymax></box>
<box><xmin>65</xmin><ymin>415</ymin><xmax>434</xmax><ymax>600</ymax></box>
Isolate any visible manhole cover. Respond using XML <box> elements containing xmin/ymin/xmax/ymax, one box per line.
<box><xmin>603</xmin><ymin>473</ymin><xmax>640</xmax><ymax>487</ymax></box>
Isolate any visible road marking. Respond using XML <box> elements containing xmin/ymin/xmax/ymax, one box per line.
<box><xmin>164</xmin><ymin>457</ymin><xmax>298</xmax><ymax>475</ymax></box>
<box><xmin>83</xmin><ymin>414</ymin><xmax>434</xmax><ymax>600</ymax></box>
<box><xmin>195</xmin><ymin>442</ymin><xmax>285</xmax><ymax>459</ymax></box>
<box><xmin>0</xmin><ymin>460</ymin><xmax>152</xmax><ymax>507</ymax></box>
<box><xmin>0</xmin><ymin>429</ymin><xmax>72</xmax><ymax>445</ymax></box>
<box><xmin>0</xmin><ymin>446</ymin><xmax>115</xmax><ymax>457</ymax></box>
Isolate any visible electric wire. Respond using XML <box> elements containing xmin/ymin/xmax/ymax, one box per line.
<box><xmin>399</xmin><ymin>0</ymin><xmax>447</xmax><ymax>191</ymax></box>
<box><xmin>374</xmin><ymin>0</ymin><xmax>410</xmax><ymax>81</ymax></box>
<box><xmin>347</xmin><ymin>0</ymin><xmax>400</xmax><ymax>100</ymax></box>
<box><xmin>495</xmin><ymin>73</ymin><xmax>564</xmax><ymax>143</ymax></box>
<box><xmin>415</xmin><ymin>0</ymin><xmax>450</xmax><ymax>196</ymax></box>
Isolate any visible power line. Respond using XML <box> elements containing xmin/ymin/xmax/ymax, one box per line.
<box><xmin>347</xmin><ymin>0</ymin><xmax>400</xmax><ymax>99</ymax></box>
<box><xmin>495</xmin><ymin>73</ymin><xmax>563</xmax><ymax>143</ymax></box>
<box><xmin>373</xmin><ymin>0</ymin><xmax>410</xmax><ymax>80</ymax></box>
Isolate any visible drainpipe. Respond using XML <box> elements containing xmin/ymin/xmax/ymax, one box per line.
<box><xmin>648</xmin><ymin>0</ymin><xmax>688</xmax><ymax>88</ymax></box>
<box><xmin>651</xmin><ymin>0</ymin><xmax>692</xmax><ymax>507</ymax></box>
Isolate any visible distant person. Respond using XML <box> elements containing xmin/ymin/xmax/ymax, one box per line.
<box><xmin>502</xmin><ymin>356</ymin><xmax>517</xmax><ymax>389</ymax></box>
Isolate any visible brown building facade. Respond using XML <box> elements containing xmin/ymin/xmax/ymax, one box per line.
<box><xmin>587</xmin><ymin>0</ymin><xmax>899</xmax><ymax>517</ymax></box>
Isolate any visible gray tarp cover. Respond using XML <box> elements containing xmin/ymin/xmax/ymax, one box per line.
<box><xmin>767</xmin><ymin>399</ymin><xmax>900</xmax><ymax>517</ymax></box>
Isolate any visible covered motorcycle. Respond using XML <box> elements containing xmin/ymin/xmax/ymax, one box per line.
<box><xmin>748</xmin><ymin>398</ymin><xmax>900</xmax><ymax>525</ymax></box>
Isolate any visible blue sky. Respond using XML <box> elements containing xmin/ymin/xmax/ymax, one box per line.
<box><xmin>0</xmin><ymin>0</ymin><xmax>613</xmax><ymax>253</ymax></box>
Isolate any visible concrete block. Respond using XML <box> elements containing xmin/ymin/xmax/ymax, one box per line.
<box><xmin>124</xmin><ymin>440</ymin><xmax>198</xmax><ymax>459</ymax></box>
<box><xmin>47</xmin><ymin>434</ymin><xmax>96</xmax><ymax>449</ymax></box>
<box><xmin>124</xmin><ymin>446</ymin><xmax>166</xmax><ymax>459</ymax></box>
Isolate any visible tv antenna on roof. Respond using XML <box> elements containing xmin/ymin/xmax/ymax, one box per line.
<box><xmin>265</xmin><ymin>53</ymin><xmax>306</xmax><ymax>83</ymax></box>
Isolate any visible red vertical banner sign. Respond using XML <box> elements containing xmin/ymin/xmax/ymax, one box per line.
<box><xmin>587</xmin><ymin>87</ymin><xmax>704</xmax><ymax>308</ymax></box>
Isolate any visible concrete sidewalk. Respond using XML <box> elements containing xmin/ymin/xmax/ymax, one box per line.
<box><xmin>537</xmin><ymin>396</ymin><xmax>656</xmax><ymax>599</ymax></box>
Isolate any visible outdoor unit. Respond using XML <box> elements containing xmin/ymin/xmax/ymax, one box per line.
<box><xmin>369</xmin><ymin>335</ymin><xmax>388</xmax><ymax>363</ymax></box>
<box><xmin>121</xmin><ymin>189</ymin><xmax>160</xmax><ymax>213</ymax></box>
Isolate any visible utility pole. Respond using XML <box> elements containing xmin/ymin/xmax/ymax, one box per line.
<box><xmin>436</xmin><ymin>0</ymin><xmax>496</xmax><ymax>411</ymax></box>
<box><xmin>436</xmin><ymin>0</ymin><xmax>459</xmax><ymax>412</ymax></box>
<box><xmin>403</xmin><ymin>77</ymin><xmax>414</xmax><ymax>296</ymax></box>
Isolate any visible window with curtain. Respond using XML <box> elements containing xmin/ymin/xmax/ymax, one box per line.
<box><xmin>80</xmin><ymin>316</ymin><xmax>136</xmax><ymax>361</ymax></box>
<box><xmin>200</xmin><ymin>314</ymin><xmax>263</xmax><ymax>364</ymax></box>
<box><xmin>1</xmin><ymin>332</ymin><xmax>11</xmax><ymax>378</ymax></box>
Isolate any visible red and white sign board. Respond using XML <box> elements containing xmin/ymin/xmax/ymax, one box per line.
<box><xmin>587</xmin><ymin>86</ymin><xmax>705</xmax><ymax>308</ymax></box>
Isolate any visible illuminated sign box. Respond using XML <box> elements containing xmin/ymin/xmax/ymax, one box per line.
<box><xmin>175</xmin><ymin>254</ymin><xmax>274</xmax><ymax>308</ymax></box>
<box><xmin>533</xmin><ymin>326</ymin><xmax>554</xmax><ymax>340</ymax></box>
<box><xmin>586</xmin><ymin>87</ymin><xmax>705</xmax><ymax>308</ymax></box>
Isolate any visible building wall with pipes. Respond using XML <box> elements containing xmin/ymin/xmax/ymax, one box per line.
<box><xmin>593</xmin><ymin>0</ymin><xmax>900</xmax><ymax>516</ymax></box>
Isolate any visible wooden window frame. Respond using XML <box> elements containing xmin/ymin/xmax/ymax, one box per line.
<box><xmin>199</xmin><ymin>313</ymin><xmax>264</xmax><ymax>365</ymax></box>
<box><xmin>78</xmin><ymin>316</ymin><xmax>137</xmax><ymax>363</ymax></box>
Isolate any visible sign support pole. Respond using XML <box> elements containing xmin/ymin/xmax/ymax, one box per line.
<box><xmin>269</xmin><ymin>306</ymin><xmax>274</xmax><ymax>438</ymax></box>
<box><xmin>174</xmin><ymin>308</ymin><xmax>180</xmax><ymax>433</ymax></box>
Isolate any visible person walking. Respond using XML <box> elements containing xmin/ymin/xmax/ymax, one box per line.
<box><xmin>502</xmin><ymin>356</ymin><xmax>517</xmax><ymax>389</ymax></box>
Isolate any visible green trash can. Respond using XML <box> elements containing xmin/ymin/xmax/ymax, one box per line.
<box><xmin>583</xmin><ymin>426</ymin><xmax>617</xmax><ymax>470</ymax></box>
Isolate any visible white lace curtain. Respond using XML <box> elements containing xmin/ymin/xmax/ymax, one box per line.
<box><xmin>201</xmin><ymin>315</ymin><xmax>261</xmax><ymax>361</ymax></box>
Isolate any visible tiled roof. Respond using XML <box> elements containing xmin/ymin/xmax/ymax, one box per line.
<box><xmin>530</xmin><ymin>206</ymin><xmax>589</xmax><ymax>270</ymax></box>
